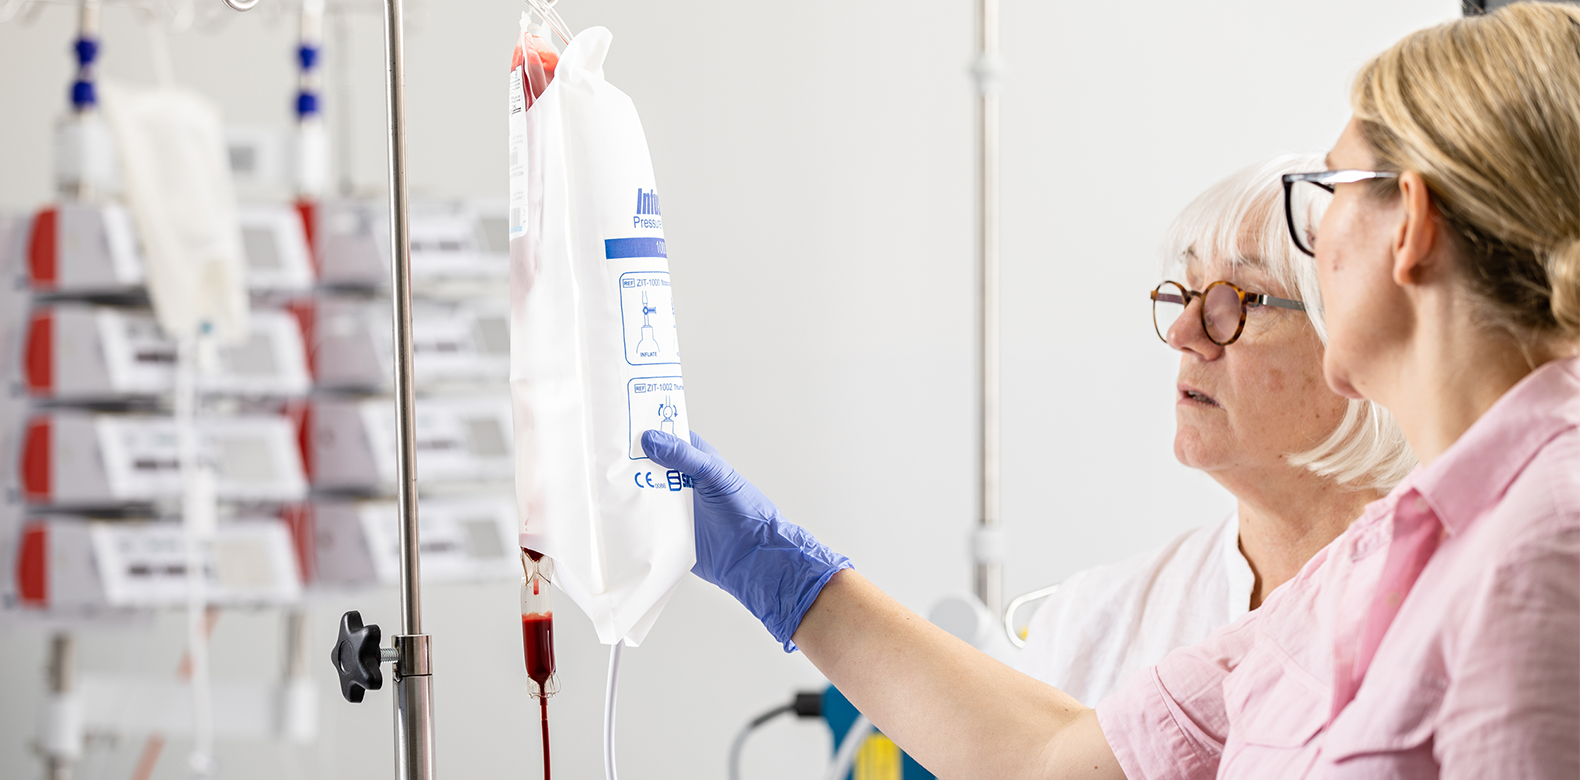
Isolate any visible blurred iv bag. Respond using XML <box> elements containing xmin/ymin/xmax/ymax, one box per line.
<box><xmin>508</xmin><ymin>23</ymin><xmax>695</xmax><ymax>648</ymax></box>
<box><xmin>100</xmin><ymin>82</ymin><xmax>248</xmax><ymax>344</ymax></box>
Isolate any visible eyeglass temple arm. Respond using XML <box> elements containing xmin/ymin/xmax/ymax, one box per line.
<box><xmin>1249</xmin><ymin>294</ymin><xmax>1305</xmax><ymax>312</ymax></box>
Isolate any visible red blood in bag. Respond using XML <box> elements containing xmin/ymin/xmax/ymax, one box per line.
<box><xmin>522</xmin><ymin>613</ymin><xmax>555</xmax><ymax>689</ymax></box>
<box><xmin>537</xmin><ymin>47</ymin><xmax>558</xmax><ymax>78</ymax></box>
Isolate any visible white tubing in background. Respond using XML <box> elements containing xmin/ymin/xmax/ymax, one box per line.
<box><xmin>822</xmin><ymin>715</ymin><xmax>873</xmax><ymax>780</ymax></box>
<box><xmin>177</xmin><ymin>335</ymin><xmax>216</xmax><ymax>779</ymax></box>
<box><xmin>604</xmin><ymin>642</ymin><xmax>623</xmax><ymax>780</ymax></box>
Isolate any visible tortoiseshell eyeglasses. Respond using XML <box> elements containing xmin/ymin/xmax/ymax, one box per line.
<box><xmin>1150</xmin><ymin>280</ymin><xmax>1306</xmax><ymax>346</ymax></box>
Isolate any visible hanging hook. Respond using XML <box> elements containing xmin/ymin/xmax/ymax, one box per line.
<box><xmin>522</xmin><ymin>0</ymin><xmax>571</xmax><ymax>44</ymax></box>
<box><xmin>220</xmin><ymin>0</ymin><xmax>259</xmax><ymax>11</ymax></box>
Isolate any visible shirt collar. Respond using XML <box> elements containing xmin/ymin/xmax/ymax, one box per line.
<box><xmin>1409</xmin><ymin>356</ymin><xmax>1580</xmax><ymax>536</ymax></box>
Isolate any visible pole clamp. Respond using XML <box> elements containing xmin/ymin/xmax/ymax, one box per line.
<box><xmin>393</xmin><ymin>633</ymin><xmax>431</xmax><ymax>679</ymax></box>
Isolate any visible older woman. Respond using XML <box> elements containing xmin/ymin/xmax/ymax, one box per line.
<box><xmin>645</xmin><ymin>3</ymin><xmax>1580</xmax><ymax>777</ymax></box>
<box><xmin>1016</xmin><ymin>154</ymin><xmax>1414</xmax><ymax>706</ymax></box>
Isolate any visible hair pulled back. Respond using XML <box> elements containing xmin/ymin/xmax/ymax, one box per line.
<box><xmin>1351</xmin><ymin>2</ymin><xmax>1580</xmax><ymax>342</ymax></box>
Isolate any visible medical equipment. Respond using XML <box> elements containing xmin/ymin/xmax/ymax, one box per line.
<box><xmin>295</xmin><ymin>0</ymin><xmax>329</xmax><ymax>200</ymax></box>
<box><xmin>307</xmin><ymin>495</ymin><xmax>518</xmax><ymax>588</ymax></box>
<box><xmin>726</xmin><ymin>691</ymin><xmax>823</xmax><ymax>780</ymax></box>
<box><xmin>520</xmin><ymin>549</ymin><xmax>557</xmax><ymax>779</ymax></box>
<box><xmin>20</xmin><ymin>411</ymin><xmax>309</xmax><ymax>506</ymax></box>
<box><xmin>1002</xmin><ymin>582</ymin><xmax>1061</xmax><ymax>647</ymax></box>
<box><xmin>305</xmin><ymin>395</ymin><xmax>514</xmax><ymax>489</ymax></box>
<box><xmin>15</xmin><ymin>515</ymin><xmax>303</xmax><ymax>611</ymax></box>
<box><xmin>25</xmin><ymin>200</ymin><xmax>314</xmax><ymax>294</ymax></box>
<box><xmin>100</xmin><ymin>81</ymin><xmax>251</xmax><ymax>346</ymax></box>
<box><xmin>821</xmin><ymin>687</ymin><xmax>935</xmax><ymax>780</ymax></box>
<box><xmin>508</xmin><ymin>19</ymin><xmax>695</xmax><ymax>648</ymax></box>
<box><xmin>314</xmin><ymin>198</ymin><xmax>509</xmax><ymax>286</ymax></box>
<box><xmin>308</xmin><ymin>295</ymin><xmax>510</xmax><ymax>389</ymax></box>
<box><xmin>24</xmin><ymin>305</ymin><xmax>311</xmax><ymax>399</ymax></box>
<box><xmin>972</xmin><ymin>0</ymin><xmax>1007</xmax><ymax>618</ymax></box>
<box><xmin>320</xmin><ymin>0</ymin><xmax>445</xmax><ymax>771</ymax></box>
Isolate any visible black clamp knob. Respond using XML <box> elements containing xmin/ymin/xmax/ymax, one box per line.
<box><xmin>331</xmin><ymin>610</ymin><xmax>384</xmax><ymax>703</ymax></box>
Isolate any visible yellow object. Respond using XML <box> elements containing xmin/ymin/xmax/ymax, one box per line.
<box><xmin>854</xmin><ymin>733</ymin><xmax>902</xmax><ymax>780</ymax></box>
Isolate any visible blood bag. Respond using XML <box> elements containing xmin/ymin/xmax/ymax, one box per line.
<box><xmin>507</xmin><ymin>24</ymin><xmax>695</xmax><ymax>648</ymax></box>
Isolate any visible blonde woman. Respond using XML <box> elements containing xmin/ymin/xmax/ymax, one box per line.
<box><xmin>1017</xmin><ymin>154</ymin><xmax>1414</xmax><ymax>707</ymax></box>
<box><xmin>643</xmin><ymin>3</ymin><xmax>1580</xmax><ymax>776</ymax></box>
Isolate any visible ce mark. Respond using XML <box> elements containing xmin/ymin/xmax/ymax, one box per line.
<box><xmin>634</xmin><ymin>469</ymin><xmax>691</xmax><ymax>492</ymax></box>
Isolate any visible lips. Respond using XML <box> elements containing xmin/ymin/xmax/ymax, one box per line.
<box><xmin>1178</xmin><ymin>384</ymin><xmax>1222</xmax><ymax>408</ymax></box>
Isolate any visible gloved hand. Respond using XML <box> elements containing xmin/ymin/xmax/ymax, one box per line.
<box><xmin>641</xmin><ymin>430</ymin><xmax>852</xmax><ymax>651</ymax></box>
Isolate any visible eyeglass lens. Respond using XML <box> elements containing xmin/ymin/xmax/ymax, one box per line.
<box><xmin>1288</xmin><ymin>180</ymin><xmax>1332</xmax><ymax>255</ymax></box>
<box><xmin>1152</xmin><ymin>283</ymin><xmax>1186</xmax><ymax>341</ymax></box>
<box><xmin>1202</xmin><ymin>282</ymin><xmax>1244</xmax><ymax>344</ymax></box>
<box><xmin>1152</xmin><ymin>282</ymin><xmax>1250</xmax><ymax>345</ymax></box>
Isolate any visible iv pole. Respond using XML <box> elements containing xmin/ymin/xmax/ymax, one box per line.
<box><xmin>377</xmin><ymin>0</ymin><xmax>437</xmax><ymax>773</ymax></box>
<box><xmin>973</xmin><ymin>0</ymin><xmax>1005</xmax><ymax>617</ymax></box>
<box><xmin>268</xmin><ymin>0</ymin><xmax>430</xmax><ymax>774</ymax></box>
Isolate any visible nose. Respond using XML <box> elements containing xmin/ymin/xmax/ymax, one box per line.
<box><xmin>1166</xmin><ymin>296</ymin><xmax>1224</xmax><ymax>361</ymax></box>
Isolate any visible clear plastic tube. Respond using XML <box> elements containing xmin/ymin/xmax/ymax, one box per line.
<box><xmin>604</xmin><ymin>641</ymin><xmax>622</xmax><ymax>780</ymax></box>
<box><xmin>521</xmin><ymin>550</ymin><xmax>557</xmax><ymax>779</ymax></box>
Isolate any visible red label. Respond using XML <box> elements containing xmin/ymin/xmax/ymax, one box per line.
<box><xmin>17</xmin><ymin>521</ymin><xmax>47</xmax><ymax>606</ymax></box>
<box><xmin>27</xmin><ymin>207</ymin><xmax>58</xmax><ymax>288</ymax></box>
<box><xmin>21</xmin><ymin>417</ymin><xmax>50</xmax><ymax>501</ymax></box>
<box><xmin>24</xmin><ymin>309</ymin><xmax>52</xmax><ymax>394</ymax></box>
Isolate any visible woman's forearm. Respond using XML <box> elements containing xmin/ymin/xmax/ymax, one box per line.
<box><xmin>792</xmin><ymin>569</ymin><xmax>1125</xmax><ymax>780</ymax></box>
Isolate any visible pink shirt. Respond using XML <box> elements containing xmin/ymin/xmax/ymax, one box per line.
<box><xmin>1097</xmin><ymin>356</ymin><xmax>1580</xmax><ymax>779</ymax></box>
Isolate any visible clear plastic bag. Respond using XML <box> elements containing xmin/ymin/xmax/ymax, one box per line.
<box><xmin>508</xmin><ymin>25</ymin><xmax>694</xmax><ymax>647</ymax></box>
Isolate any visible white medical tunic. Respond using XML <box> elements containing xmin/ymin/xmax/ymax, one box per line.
<box><xmin>1013</xmin><ymin>513</ymin><xmax>1253</xmax><ymax>706</ymax></box>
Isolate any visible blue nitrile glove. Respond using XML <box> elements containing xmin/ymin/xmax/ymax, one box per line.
<box><xmin>641</xmin><ymin>429</ymin><xmax>852</xmax><ymax>651</ymax></box>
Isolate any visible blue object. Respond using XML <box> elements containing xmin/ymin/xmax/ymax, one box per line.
<box><xmin>640</xmin><ymin>430</ymin><xmax>852</xmax><ymax>651</ymax></box>
<box><xmin>70</xmin><ymin>80</ymin><xmax>95</xmax><ymax>109</ymax></box>
<box><xmin>296</xmin><ymin>91</ymin><xmax>319</xmax><ymax>118</ymax></box>
<box><xmin>297</xmin><ymin>44</ymin><xmax>319</xmax><ymax>71</ymax></box>
<box><xmin>822</xmin><ymin>686</ymin><xmax>935</xmax><ymax>780</ymax></box>
<box><xmin>604</xmin><ymin>236</ymin><xmax>666</xmax><ymax>259</ymax></box>
<box><xmin>74</xmin><ymin>37</ymin><xmax>98</xmax><ymax>66</ymax></box>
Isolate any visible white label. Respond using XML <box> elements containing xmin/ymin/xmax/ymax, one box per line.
<box><xmin>508</xmin><ymin>65</ymin><xmax>528</xmax><ymax>240</ymax></box>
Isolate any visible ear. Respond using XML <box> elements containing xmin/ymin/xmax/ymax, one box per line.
<box><xmin>1391</xmin><ymin>171</ymin><xmax>1441</xmax><ymax>287</ymax></box>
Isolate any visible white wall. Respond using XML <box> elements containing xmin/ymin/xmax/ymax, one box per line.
<box><xmin>0</xmin><ymin>1</ymin><xmax>1457</xmax><ymax>779</ymax></box>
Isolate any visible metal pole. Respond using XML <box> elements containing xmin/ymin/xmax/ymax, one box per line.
<box><xmin>45</xmin><ymin>632</ymin><xmax>75</xmax><ymax>780</ymax></box>
<box><xmin>378</xmin><ymin>0</ymin><xmax>434</xmax><ymax>776</ymax></box>
<box><xmin>973</xmin><ymin>0</ymin><xmax>1004</xmax><ymax>617</ymax></box>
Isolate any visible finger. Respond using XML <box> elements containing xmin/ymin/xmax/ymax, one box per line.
<box><xmin>641</xmin><ymin>429</ymin><xmax>718</xmax><ymax>479</ymax></box>
<box><xmin>690</xmin><ymin>431</ymin><xmax>722</xmax><ymax>457</ymax></box>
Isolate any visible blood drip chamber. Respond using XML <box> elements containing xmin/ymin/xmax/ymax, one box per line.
<box><xmin>520</xmin><ymin>549</ymin><xmax>558</xmax><ymax>698</ymax></box>
<box><xmin>521</xmin><ymin>549</ymin><xmax>556</xmax><ymax>779</ymax></box>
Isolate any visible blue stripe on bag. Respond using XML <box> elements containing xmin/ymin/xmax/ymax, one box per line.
<box><xmin>605</xmin><ymin>237</ymin><xmax>667</xmax><ymax>259</ymax></box>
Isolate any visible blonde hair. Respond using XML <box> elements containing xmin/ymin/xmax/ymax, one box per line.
<box><xmin>1163</xmin><ymin>156</ymin><xmax>1416</xmax><ymax>492</ymax></box>
<box><xmin>1352</xmin><ymin>1</ymin><xmax>1580</xmax><ymax>343</ymax></box>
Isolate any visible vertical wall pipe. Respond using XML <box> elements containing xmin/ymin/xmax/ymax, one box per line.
<box><xmin>974</xmin><ymin>0</ymin><xmax>1004</xmax><ymax>616</ymax></box>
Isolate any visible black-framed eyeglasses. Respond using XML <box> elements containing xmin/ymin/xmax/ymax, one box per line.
<box><xmin>1150</xmin><ymin>280</ymin><xmax>1306</xmax><ymax>346</ymax></box>
<box><xmin>1281</xmin><ymin>170</ymin><xmax>1400</xmax><ymax>257</ymax></box>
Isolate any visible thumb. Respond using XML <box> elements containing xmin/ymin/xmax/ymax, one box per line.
<box><xmin>642</xmin><ymin>429</ymin><xmax>719</xmax><ymax>481</ymax></box>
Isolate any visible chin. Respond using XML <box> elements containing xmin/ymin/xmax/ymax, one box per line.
<box><xmin>1173</xmin><ymin>430</ymin><xmax>1219</xmax><ymax>471</ymax></box>
<box><xmin>1323</xmin><ymin>352</ymin><xmax>1368</xmax><ymax>400</ymax></box>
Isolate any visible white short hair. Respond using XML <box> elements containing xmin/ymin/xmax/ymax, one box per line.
<box><xmin>1161</xmin><ymin>154</ymin><xmax>1416</xmax><ymax>492</ymax></box>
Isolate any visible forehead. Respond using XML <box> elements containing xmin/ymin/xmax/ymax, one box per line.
<box><xmin>1181</xmin><ymin>251</ymin><xmax>1275</xmax><ymax>288</ymax></box>
<box><xmin>1328</xmin><ymin>120</ymin><xmax>1376</xmax><ymax>168</ymax></box>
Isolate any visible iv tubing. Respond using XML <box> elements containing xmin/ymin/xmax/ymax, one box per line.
<box><xmin>604</xmin><ymin>642</ymin><xmax>622</xmax><ymax>780</ymax></box>
<box><xmin>822</xmin><ymin>715</ymin><xmax>872</xmax><ymax>780</ymax></box>
<box><xmin>727</xmin><ymin>704</ymin><xmax>795</xmax><ymax>780</ymax></box>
